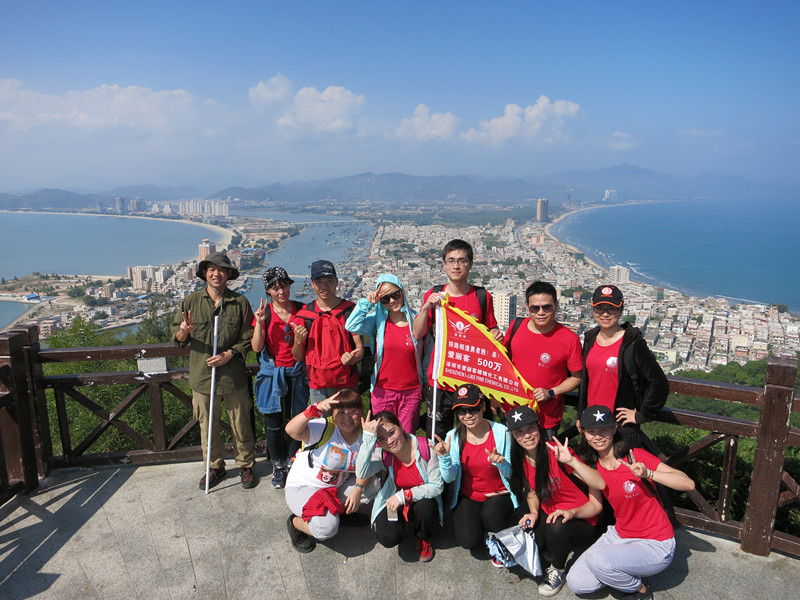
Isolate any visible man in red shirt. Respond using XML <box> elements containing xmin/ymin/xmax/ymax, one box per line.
<box><xmin>413</xmin><ymin>239</ymin><xmax>503</xmax><ymax>439</ymax></box>
<box><xmin>505</xmin><ymin>281</ymin><xmax>582</xmax><ymax>440</ymax></box>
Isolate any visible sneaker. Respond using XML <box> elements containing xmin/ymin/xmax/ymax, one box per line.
<box><xmin>271</xmin><ymin>466</ymin><xmax>288</xmax><ymax>489</ymax></box>
<box><xmin>630</xmin><ymin>584</ymin><xmax>654</xmax><ymax>600</ymax></box>
<box><xmin>538</xmin><ymin>566</ymin><xmax>566</xmax><ymax>597</ymax></box>
<box><xmin>416</xmin><ymin>537</ymin><xmax>434</xmax><ymax>562</ymax></box>
<box><xmin>491</xmin><ymin>557</ymin><xmax>505</xmax><ymax>568</ymax></box>
<box><xmin>239</xmin><ymin>466</ymin><xmax>258</xmax><ymax>489</ymax></box>
<box><xmin>286</xmin><ymin>515</ymin><xmax>315</xmax><ymax>553</ymax></box>
<box><xmin>198</xmin><ymin>466</ymin><xmax>226</xmax><ymax>490</ymax></box>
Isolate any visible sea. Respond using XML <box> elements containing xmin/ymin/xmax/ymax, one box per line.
<box><xmin>549</xmin><ymin>197</ymin><xmax>800</xmax><ymax>314</ymax></box>
<box><xmin>0</xmin><ymin>210</ymin><xmax>375</xmax><ymax>329</ymax></box>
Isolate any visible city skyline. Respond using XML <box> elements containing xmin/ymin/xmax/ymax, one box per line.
<box><xmin>1</xmin><ymin>1</ymin><xmax>798</xmax><ymax>191</ymax></box>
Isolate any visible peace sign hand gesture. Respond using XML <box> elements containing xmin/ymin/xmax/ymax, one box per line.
<box><xmin>179</xmin><ymin>310</ymin><xmax>194</xmax><ymax>334</ymax></box>
<box><xmin>361</xmin><ymin>411</ymin><xmax>379</xmax><ymax>435</ymax></box>
<box><xmin>429</xmin><ymin>434</ymin><xmax>451</xmax><ymax>457</ymax></box>
<box><xmin>254</xmin><ymin>298</ymin><xmax>268</xmax><ymax>323</ymax></box>
<box><xmin>621</xmin><ymin>450</ymin><xmax>648</xmax><ymax>479</ymax></box>
<box><xmin>546</xmin><ymin>437</ymin><xmax>574</xmax><ymax>464</ymax></box>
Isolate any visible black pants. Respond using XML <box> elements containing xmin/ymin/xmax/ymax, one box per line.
<box><xmin>374</xmin><ymin>498</ymin><xmax>439</xmax><ymax>547</ymax></box>
<box><xmin>533</xmin><ymin>509</ymin><xmax>597</xmax><ymax>570</ymax></box>
<box><xmin>264</xmin><ymin>384</ymin><xmax>303</xmax><ymax>465</ymax></box>
<box><xmin>452</xmin><ymin>494</ymin><xmax>514</xmax><ymax>550</ymax></box>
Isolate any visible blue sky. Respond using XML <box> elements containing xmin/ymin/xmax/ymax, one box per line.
<box><xmin>1</xmin><ymin>1</ymin><xmax>798</xmax><ymax>191</ymax></box>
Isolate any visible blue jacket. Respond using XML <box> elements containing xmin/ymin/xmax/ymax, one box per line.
<box><xmin>254</xmin><ymin>354</ymin><xmax>309</xmax><ymax>414</ymax></box>
<box><xmin>355</xmin><ymin>430</ymin><xmax>444</xmax><ymax>526</ymax></box>
<box><xmin>345</xmin><ymin>273</ymin><xmax>422</xmax><ymax>391</ymax></box>
<box><xmin>438</xmin><ymin>421</ymin><xmax>519</xmax><ymax>509</ymax></box>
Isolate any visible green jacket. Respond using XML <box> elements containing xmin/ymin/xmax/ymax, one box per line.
<box><xmin>171</xmin><ymin>287</ymin><xmax>254</xmax><ymax>394</ymax></box>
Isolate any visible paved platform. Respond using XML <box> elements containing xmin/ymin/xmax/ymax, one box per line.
<box><xmin>1</xmin><ymin>461</ymin><xmax>798</xmax><ymax>600</ymax></box>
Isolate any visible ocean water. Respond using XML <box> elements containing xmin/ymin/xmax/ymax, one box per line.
<box><xmin>550</xmin><ymin>198</ymin><xmax>800</xmax><ymax>313</ymax></box>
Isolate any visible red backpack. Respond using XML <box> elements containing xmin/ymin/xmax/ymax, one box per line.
<box><xmin>297</xmin><ymin>300</ymin><xmax>358</xmax><ymax>389</ymax></box>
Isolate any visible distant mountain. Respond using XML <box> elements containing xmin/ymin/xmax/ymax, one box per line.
<box><xmin>0</xmin><ymin>188</ymin><xmax>107</xmax><ymax>211</ymax></box>
<box><xmin>103</xmin><ymin>184</ymin><xmax>212</xmax><ymax>202</ymax></box>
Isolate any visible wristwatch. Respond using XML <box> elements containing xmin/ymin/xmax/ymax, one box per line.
<box><xmin>547</xmin><ymin>389</ymin><xmax>555</xmax><ymax>400</ymax></box>
<box><xmin>229</xmin><ymin>348</ymin><xmax>240</xmax><ymax>358</ymax></box>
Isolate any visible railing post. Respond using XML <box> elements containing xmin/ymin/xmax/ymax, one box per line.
<box><xmin>9</xmin><ymin>324</ymin><xmax>53</xmax><ymax>476</ymax></box>
<box><xmin>740</xmin><ymin>356</ymin><xmax>797</xmax><ymax>556</ymax></box>
<box><xmin>0</xmin><ymin>332</ymin><xmax>39</xmax><ymax>494</ymax></box>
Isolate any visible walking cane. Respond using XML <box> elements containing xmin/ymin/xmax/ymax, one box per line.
<box><xmin>204</xmin><ymin>314</ymin><xmax>220</xmax><ymax>494</ymax></box>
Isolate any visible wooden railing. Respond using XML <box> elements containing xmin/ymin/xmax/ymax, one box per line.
<box><xmin>0</xmin><ymin>323</ymin><xmax>798</xmax><ymax>557</ymax></box>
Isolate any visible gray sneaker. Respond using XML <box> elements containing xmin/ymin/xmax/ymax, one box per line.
<box><xmin>538</xmin><ymin>566</ymin><xmax>566</xmax><ymax>597</ymax></box>
<box><xmin>272</xmin><ymin>466</ymin><xmax>288</xmax><ymax>489</ymax></box>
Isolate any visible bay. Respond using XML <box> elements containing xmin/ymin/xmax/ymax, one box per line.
<box><xmin>550</xmin><ymin>198</ymin><xmax>800</xmax><ymax>313</ymax></box>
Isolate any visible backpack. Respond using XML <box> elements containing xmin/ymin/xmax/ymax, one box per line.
<box><xmin>503</xmin><ymin>316</ymin><xmax>527</xmax><ymax>360</ymax></box>
<box><xmin>301</xmin><ymin>417</ymin><xmax>336</xmax><ymax>468</ymax></box>
<box><xmin>260</xmin><ymin>300</ymin><xmax>305</xmax><ymax>360</ymax></box>
<box><xmin>421</xmin><ymin>284</ymin><xmax>489</xmax><ymax>375</ymax></box>
<box><xmin>297</xmin><ymin>300</ymin><xmax>357</xmax><ymax>389</ymax></box>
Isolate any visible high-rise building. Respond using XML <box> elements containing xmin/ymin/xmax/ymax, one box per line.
<box><xmin>536</xmin><ymin>198</ymin><xmax>549</xmax><ymax>222</ymax></box>
<box><xmin>198</xmin><ymin>239</ymin><xmax>216</xmax><ymax>261</ymax></box>
<box><xmin>493</xmin><ymin>291</ymin><xmax>518</xmax><ymax>330</ymax></box>
<box><xmin>609</xmin><ymin>265</ymin><xmax>630</xmax><ymax>284</ymax></box>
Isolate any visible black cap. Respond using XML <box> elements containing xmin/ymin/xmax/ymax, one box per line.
<box><xmin>580</xmin><ymin>405</ymin><xmax>615</xmax><ymax>429</ymax></box>
<box><xmin>592</xmin><ymin>284</ymin><xmax>623</xmax><ymax>307</ymax></box>
<box><xmin>311</xmin><ymin>260</ymin><xmax>337</xmax><ymax>280</ymax></box>
<box><xmin>452</xmin><ymin>384</ymin><xmax>485</xmax><ymax>409</ymax></box>
<box><xmin>505</xmin><ymin>405</ymin><xmax>539</xmax><ymax>431</ymax></box>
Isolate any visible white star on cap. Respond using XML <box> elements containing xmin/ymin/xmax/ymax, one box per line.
<box><xmin>592</xmin><ymin>410</ymin><xmax>606</xmax><ymax>422</ymax></box>
<box><xmin>511</xmin><ymin>411</ymin><xmax>523</xmax><ymax>422</ymax></box>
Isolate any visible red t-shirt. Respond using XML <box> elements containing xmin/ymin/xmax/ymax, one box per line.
<box><xmin>423</xmin><ymin>285</ymin><xmax>498</xmax><ymax>385</ymax></box>
<box><xmin>375</xmin><ymin>318</ymin><xmax>419</xmax><ymax>391</ymax></box>
<box><xmin>392</xmin><ymin>457</ymin><xmax>425</xmax><ymax>490</ymax></box>
<box><xmin>507</xmin><ymin>321</ymin><xmax>582</xmax><ymax>429</ymax></box>
<box><xmin>460</xmin><ymin>429</ymin><xmax>506</xmax><ymax>501</ymax></box>
<box><xmin>598</xmin><ymin>448</ymin><xmax>673</xmax><ymax>541</ymax></box>
<box><xmin>522</xmin><ymin>448</ymin><xmax>598</xmax><ymax>525</ymax></box>
<box><xmin>252</xmin><ymin>304</ymin><xmax>297</xmax><ymax>368</ymax></box>
<box><xmin>586</xmin><ymin>337</ymin><xmax>623</xmax><ymax>411</ymax></box>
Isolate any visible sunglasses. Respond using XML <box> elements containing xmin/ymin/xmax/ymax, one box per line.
<box><xmin>283</xmin><ymin>323</ymin><xmax>294</xmax><ymax>345</ymax></box>
<box><xmin>528</xmin><ymin>304</ymin><xmax>555</xmax><ymax>313</ymax></box>
<box><xmin>379</xmin><ymin>290</ymin><xmax>403</xmax><ymax>305</ymax></box>
<box><xmin>455</xmin><ymin>406</ymin><xmax>482</xmax><ymax>416</ymax></box>
<box><xmin>593</xmin><ymin>306</ymin><xmax>621</xmax><ymax>315</ymax></box>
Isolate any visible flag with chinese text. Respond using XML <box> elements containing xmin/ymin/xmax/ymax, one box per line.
<box><xmin>434</xmin><ymin>300</ymin><xmax>536</xmax><ymax>411</ymax></box>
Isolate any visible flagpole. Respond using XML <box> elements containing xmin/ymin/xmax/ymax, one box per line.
<box><xmin>430</xmin><ymin>300</ymin><xmax>443</xmax><ymax>443</ymax></box>
<box><xmin>204</xmin><ymin>314</ymin><xmax>220</xmax><ymax>494</ymax></box>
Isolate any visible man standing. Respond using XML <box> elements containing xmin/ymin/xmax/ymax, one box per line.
<box><xmin>504</xmin><ymin>281</ymin><xmax>582</xmax><ymax>439</ymax></box>
<box><xmin>413</xmin><ymin>239</ymin><xmax>503</xmax><ymax>439</ymax></box>
<box><xmin>172</xmin><ymin>252</ymin><xmax>257</xmax><ymax>489</ymax></box>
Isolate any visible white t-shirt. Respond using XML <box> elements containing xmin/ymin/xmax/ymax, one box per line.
<box><xmin>286</xmin><ymin>418</ymin><xmax>362</xmax><ymax>489</ymax></box>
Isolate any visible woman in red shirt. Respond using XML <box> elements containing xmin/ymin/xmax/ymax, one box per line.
<box><xmin>568</xmin><ymin>405</ymin><xmax>694</xmax><ymax>600</ymax></box>
<box><xmin>508</xmin><ymin>405</ymin><xmax>605</xmax><ymax>596</ymax></box>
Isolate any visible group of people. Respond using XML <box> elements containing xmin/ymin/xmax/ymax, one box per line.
<box><xmin>171</xmin><ymin>240</ymin><xmax>693</xmax><ymax>599</ymax></box>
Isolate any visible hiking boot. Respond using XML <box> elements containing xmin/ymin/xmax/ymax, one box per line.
<box><xmin>271</xmin><ymin>466</ymin><xmax>288</xmax><ymax>489</ymax></box>
<box><xmin>416</xmin><ymin>537</ymin><xmax>434</xmax><ymax>562</ymax></box>
<box><xmin>538</xmin><ymin>566</ymin><xmax>566</xmax><ymax>597</ymax></box>
<box><xmin>287</xmin><ymin>515</ymin><xmax>315</xmax><ymax>553</ymax></box>
<box><xmin>239</xmin><ymin>466</ymin><xmax>258</xmax><ymax>489</ymax></box>
<box><xmin>629</xmin><ymin>583</ymin><xmax>654</xmax><ymax>600</ymax></box>
<box><xmin>198</xmin><ymin>466</ymin><xmax>226</xmax><ymax>490</ymax></box>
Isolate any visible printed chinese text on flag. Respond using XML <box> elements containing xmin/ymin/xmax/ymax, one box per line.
<box><xmin>434</xmin><ymin>300</ymin><xmax>536</xmax><ymax>411</ymax></box>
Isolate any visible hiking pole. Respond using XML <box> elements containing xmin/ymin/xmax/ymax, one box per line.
<box><xmin>204</xmin><ymin>314</ymin><xmax>220</xmax><ymax>494</ymax></box>
<box><xmin>429</xmin><ymin>299</ymin><xmax>444</xmax><ymax>445</ymax></box>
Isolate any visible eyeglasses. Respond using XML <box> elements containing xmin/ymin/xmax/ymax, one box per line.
<box><xmin>284</xmin><ymin>323</ymin><xmax>294</xmax><ymax>345</ymax></box>
<box><xmin>444</xmin><ymin>258</ymin><xmax>470</xmax><ymax>266</ymax></box>
<box><xmin>455</xmin><ymin>406</ymin><xmax>482</xmax><ymax>416</ymax></box>
<box><xmin>379</xmin><ymin>290</ymin><xmax>403</xmax><ymax>305</ymax></box>
<box><xmin>593</xmin><ymin>306</ymin><xmax>621</xmax><ymax>315</ymax></box>
<box><xmin>528</xmin><ymin>304</ymin><xmax>555</xmax><ymax>313</ymax></box>
<box><xmin>586</xmin><ymin>427</ymin><xmax>616</xmax><ymax>438</ymax></box>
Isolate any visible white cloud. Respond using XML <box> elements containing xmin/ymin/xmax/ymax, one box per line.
<box><xmin>396</xmin><ymin>104</ymin><xmax>459</xmax><ymax>141</ymax></box>
<box><xmin>460</xmin><ymin>95</ymin><xmax>579</xmax><ymax>146</ymax></box>
<box><xmin>606</xmin><ymin>131</ymin><xmax>636</xmax><ymax>151</ymax></box>
<box><xmin>0</xmin><ymin>78</ymin><xmax>204</xmax><ymax>135</ymax></box>
<box><xmin>249</xmin><ymin>74</ymin><xmax>292</xmax><ymax>107</ymax></box>
<box><xmin>278</xmin><ymin>85</ymin><xmax>365</xmax><ymax>133</ymax></box>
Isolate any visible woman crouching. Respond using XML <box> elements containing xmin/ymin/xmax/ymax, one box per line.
<box><xmin>356</xmin><ymin>411</ymin><xmax>443</xmax><ymax>562</ymax></box>
<box><xmin>567</xmin><ymin>405</ymin><xmax>695</xmax><ymax>600</ymax></box>
<box><xmin>508</xmin><ymin>405</ymin><xmax>605</xmax><ymax>596</ymax></box>
<box><xmin>284</xmin><ymin>389</ymin><xmax>372</xmax><ymax>553</ymax></box>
